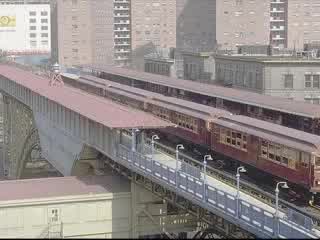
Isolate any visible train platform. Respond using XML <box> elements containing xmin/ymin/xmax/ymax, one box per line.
<box><xmin>120</xmin><ymin>132</ymin><xmax>320</xmax><ymax>238</ymax></box>
<box><xmin>121</xmin><ymin>133</ymin><xmax>285</xmax><ymax>218</ymax></box>
<box><xmin>146</xmin><ymin>152</ymin><xmax>286</xmax><ymax>218</ymax></box>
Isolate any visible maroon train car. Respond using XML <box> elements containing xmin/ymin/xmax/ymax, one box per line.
<box><xmin>82</xmin><ymin>65</ymin><xmax>320</xmax><ymax>135</ymax></box>
<box><xmin>62</xmin><ymin>73</ymin><xmax>320</xmax><ymax>193</ymax></box>
<box><xmin>211</xmin><ymin>115</ymin><xmax>320</xmax><ymax>193</ymax></box>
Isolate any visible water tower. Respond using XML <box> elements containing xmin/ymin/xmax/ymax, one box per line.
<box><xmin>49</xmin><ymin>62</ymin><xmax>64</xmax><ymax>87</ymax></box>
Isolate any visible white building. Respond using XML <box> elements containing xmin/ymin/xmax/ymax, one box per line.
<box><xmin>0</xmin><ymin>4</ymin><xmax>51</xmax><ymax>54</ymax></box>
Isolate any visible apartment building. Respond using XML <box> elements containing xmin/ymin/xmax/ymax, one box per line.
<box><xmin>50</xmin><ymin>0</ymin><xmax>58</xmax><ymax>64</ymax></box>
<box><xmin>287</xmin><ymin>0</ymin><xmax>320</xmax><ymax>50</ymax></box>
<box><xmin>114</xmin><ymin>0</ymin><xmax>131</xmax><ymax>67</ymax></box>
<box><xmin>130</xmin><ymin>0</ymin><xmax>177</xmax><ymax>70</ymax></box>
<box><xmin>270</xmin><ymin>0</ymin><xmax>288</xmax><ymax>49</ymax></box>
<box><xmin>215</xmin><ymin>55</ymin><xmax>320</xmax><ymax>103</ymax></box>
<box><xmin>56</xmin><ymin>0</ymin><xmax>114</xmax><ymax>68</ymax></box>
<box><xmin>216</xmin><ymin>0</ymin><xmax>271</xmax><ymax>51</ymax></box>
<box><xmin>268</xmin><ymin>0</ymin><xmax>320</xmax><ymax>50</ymax></box>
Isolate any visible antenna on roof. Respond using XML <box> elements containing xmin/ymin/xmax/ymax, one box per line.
<box><xmin>49</xmin><ymin>62</ymin><xmax>64</xmax><ymax>87</ymax></box>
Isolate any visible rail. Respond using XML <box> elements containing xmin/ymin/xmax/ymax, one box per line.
<box><xmin>116</xmin><ymin>144</ymin><xmax>319</xmax><ymax>239</ymax></box>
<box><xmin>139</xmin><ymin>136</ymin><xmax>320</xmax><ymax>230</ymax></box>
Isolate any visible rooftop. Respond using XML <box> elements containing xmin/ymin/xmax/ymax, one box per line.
<box><xmin>0</xmin><ymin>65</ymin><xmax>174</xmax><ymax>130</ymax></box>
<box><xmin>220</xmin><ymin>115</ymin><xmax>320</xmax><ymax>153</ymax></box>
<box><xmin>214</xmin><ymin>54</ymin><xmax>320</xmax><ymax>63</ymax></box>
<box><xmin>77</xmin><ymin>74</ymin><xmax>231</xmax><ymax>121</ymax></box>
<box><xmin>68</xmin><ymin>74</ymin><xmax>320</xmax><ymax>152</ymax></box>
<box><xmin>0</xmin><ymin>176</ymin><xmax>131</xmax><ymax>202</ymax></box>
<box><xmin>81</xmin><ymin>65</ymin><xmax>320</xmax><ymax>118</ymax></box>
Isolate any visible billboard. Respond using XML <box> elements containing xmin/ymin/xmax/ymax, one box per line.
<box><xmin>0</xmin><ymin>16</ymin><xmax>16</xmax><ymax>27</ymax></box>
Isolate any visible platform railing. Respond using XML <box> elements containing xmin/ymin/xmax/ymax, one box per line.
<box><xmin>116</xmin><ymin>144</ymin><xmax>319</xmax><ymax>239</ymax></box>
<box><xmin>142</xmin><ymin>137</ymin><xmax>319</xmax><ymax>230</ymax></box>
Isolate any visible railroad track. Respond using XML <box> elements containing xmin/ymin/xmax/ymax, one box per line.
<box><xmin>61</xmin><ymin>76</ymin><xmax>320</xmax><ymax>228</ymax></box>
<box><xmin>134</xmin><ymin>132</ymin><xmax>320</xmax><ymax>229</ymax></box>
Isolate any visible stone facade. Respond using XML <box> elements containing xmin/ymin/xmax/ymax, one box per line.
<box><xmin>215</xmin><ymin>55</ymin><xmax>320</xmax><ymax>103</ymax></box>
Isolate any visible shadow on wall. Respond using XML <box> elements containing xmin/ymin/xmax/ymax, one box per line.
<box><xmin>176</xmin><ymin>0</ymin><xmax>217</xmax><ymax>52</ymax></box>
<box><xmin>130</xmin><ymin>42</ymin><xmax>157</xmax><ymax>71</ymax></box>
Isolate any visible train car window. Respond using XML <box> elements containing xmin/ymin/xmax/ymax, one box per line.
<box><xmin>220</xmin><ymin>128</ymin><xmax>247</xmax><ymax>152</ymax></box>
<box><xmin>173</xmin><ymin>112</ymin><xmax>199</xmax><ymax>133</ymax></box>
<box><xmin>275</xmin><ymin>146</ymin><xmax>282</xmax><ymax>163</ymax></box>
<box><xmin>260</xmin><ymin>141</ymin><xmax>297</xmax><ymax>170</ymax></box>
<box><xmin>300</xmin><ymin>152</ymin><xmax>310</xmax><ymax>168</ymax></box>
<box><xmin>316</xmin><ymin>157</ymin><xmax>320</xmax><ymax>167</ymax></box>
<box><xmin>282</xmin><ymin>157</ymin><xmax>289</xmax><ymax>165</ymax></box>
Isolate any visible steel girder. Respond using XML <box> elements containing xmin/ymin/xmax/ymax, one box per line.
<box><xmin>2</xmin><ymin>94</ymin><xmax>41</xmax><ymax>179</ymax></box>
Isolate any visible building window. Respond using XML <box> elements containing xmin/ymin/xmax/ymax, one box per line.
<box><xmin>29</xmin><ymin>11</ymin><xmax>36</xmax><ymax>16</ymax></box>
<box><xmin>284</xmin><ymin>74</ymin><xmax>293</xmax><ymax>88</ymax></box>
<box><xmin>41</xmin><ymin>19</ymin><xmax>48</xmax><ymax>24</ymax></box>
<box><xmin>305</xmin><ymin>75</ymin><xmax>312</xmax><ymax>88</ymax></box>
<box><xmin>29</xmin><ymin>26</ymin><xmax>36</xmax><ymax>30</ymax></box>
<box><xmin>313</xmin><ymin>98</ymin><xmax>320</xmax><ymax>105</ymax></box>
<box><xmin>29</xmin><ymin>18</ymin><xmax>36</xmax><ymax>23</ymax></box>
<box><xmin>41</xmin><ymin>40</ymin><xmax>48</xmax><ymax>46</ymax></box>
<box><xmin>41</xmin><ymin>26</ymin><xmax>48</xmax><ymax>30</ymax></box>
<box><xmin>30</xmin><ymin>40</ymin><xmax>37</xmax><ymax>47</ymax></box>
<box><xmin>41</xmin><ymin>33</ymin><xmax>48</xmax><ymax>38</ymax></box>
<box><xmin>30</xmin><ymin>33</ymin><xmax>36</xmax><ymax>38</ymax></box>
<box><xmin>313</xmin><ymin>75</ymin><xmax>320</xmax><ymax>88</ymax></box>
<box><xmin>41</xmin><ymin>11</ymin><xmax>48</xmax><ymax>16</ymax></box>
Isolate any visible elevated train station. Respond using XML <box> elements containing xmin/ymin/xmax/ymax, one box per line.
<box><xmin>0</xmin><ymin>64</ymin><xmax>319</xmax><ymax>238</ymax></box>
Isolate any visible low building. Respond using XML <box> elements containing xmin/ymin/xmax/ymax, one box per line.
<box><xmin>215</xmin><ymin>55</ymin><xmax>320</xmax><ymax>103</ymax></box>
<box><xmin>0</xmin><ymin>175</ymin><xmax>197</xmax><ymax>238</ymax></box>
<box><xmin>182</xmin><ymin>51</ymin><xmax>215</xmax><ymax>83</ymax></box>
<box><xmin>144</xmin><ymin>48</ymin><xmax>181</xmax><ymax>78</ymax></box>
<box><xmin>144</xmin><ymin>56</ymin><xmax>176</xmax><ymax>78</ymax></box>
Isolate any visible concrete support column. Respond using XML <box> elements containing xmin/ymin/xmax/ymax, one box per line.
<box><xmin>112</xmin><ymin>129</ymin><xmax>120</xmax><ymax>158</ymax></box>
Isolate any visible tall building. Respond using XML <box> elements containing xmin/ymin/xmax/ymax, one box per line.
<box><xmin>0</xmin><ymin>3</ymin><xmax>51</xmax><ymax>54</ymax></box>
<box><xmin>215</xmin><ymin>0</ymin><xmax>271</xmax><ymax>51</ymax></box>
<box><xmin>56</xmin><ymin>0</ymin><xmax>114</xmax><ymax>68</ymax></box>
<box><xmin>269</xmin><ymin>0</ymin><xmax>288</xmax><ymax>49</ymax></box>
<box><xmin>114</xmin><ymin>0</ymin><xmax>131</xmax><ymax>67</ymax></box>
<box><xmin>287</xmin><ymin>0</ymin><xmax>320</xmax><ymax>50</ymax></box>
<box><xmin>130</xmin><ymin>0</ymin><xmax>177</xmax><ymax>70</ymax></box>
<box><xmin>50</xmin><ymin>0</ymin><xmax>58</xmax><ymax>64</ymax></box>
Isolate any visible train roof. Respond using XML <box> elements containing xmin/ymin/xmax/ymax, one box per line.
<box><xmin>63</xmin><ymin>73</ymin><xmax>320</xmax><ymax>153</ymax></box>
<box><xmin>77</xmin><ymin>74</ymin><xmax>231</xmax><ymax>121</ymax></box>
<box><xmin>82</xmin><ymin>65</ymin><xmax>320</xmax><ymax>119</ymax></box>
<box><xmin>216</xmin><ymin>115</ymin><xmax>320</xmax><ymax>153</ymax></box>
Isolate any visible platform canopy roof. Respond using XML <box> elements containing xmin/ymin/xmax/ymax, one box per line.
<box><xmin>82</xmin><ymin>64</ymin><xmax>320</xmax><ymax>119</ymax></box>
<box><xmin>0</xmin><ymin>65</ymin><xmax>173</xmax><ymax>130</ymax></box>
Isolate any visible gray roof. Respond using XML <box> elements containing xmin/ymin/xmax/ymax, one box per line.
<box><xmin>70</xmin><ymin>73</ymin><xmax>320</xmax><ymax>153</ymax></box>
<box><xmin>82</xmin><ymin>65</ymin><xmax>320</xmax><ymax>118</ymax></box>
<box><xmin>0</xmin><ymin>65</ymin><xmax>173</xmax><ymax>130</ymax></box>
<box><xmin>75</xmin><ymin>76</ymin><xmax>320</xmax><ymax>152</ymax></box>
<box><xmin>216</xmin><ymin>115</ymin><xmax>320</xmax><ymax>153</ymax></box>
<box><xmin>214</xmin><ymin>54</ymin><xmax>320</xmax><ymax>64</ymax></box>
<box><xmin>80</xmin><ymin>74</ymin><xmax>231</xmax><ymax>121</ymax></box>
